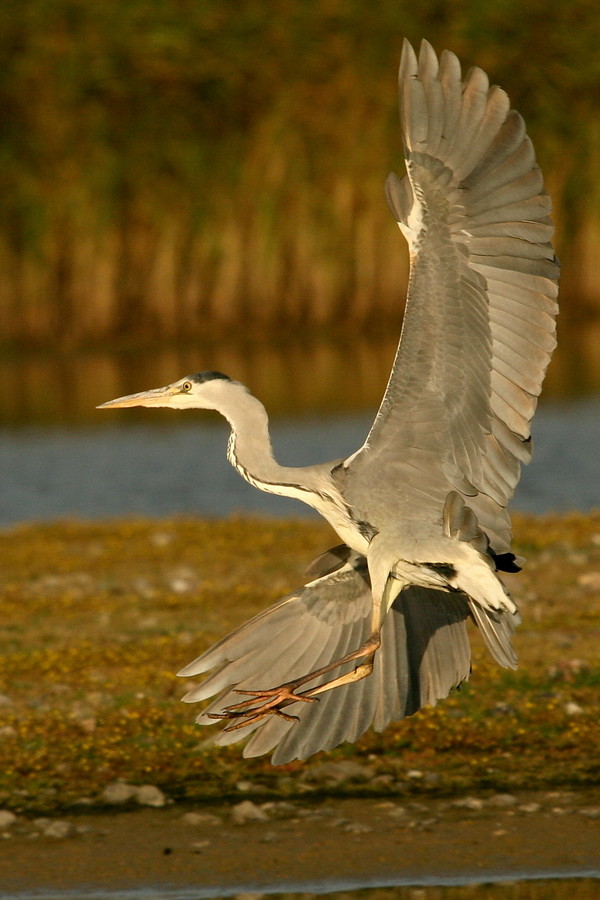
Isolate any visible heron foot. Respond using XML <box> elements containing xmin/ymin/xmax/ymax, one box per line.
<box><xmin>205</xmin><ymin>631</ymin><xmax>382</xmax><ymax>735</ymax></box>
<box><xmin>206</xmin><ymin>634</ymin><xmax>382</xmax><ymax>732</ymax></box>
<box><xmin>206</xmin><ymin>683</ymin><xmax>320</xmax><ymax>731</ymax></box>
<box><xmin>228</xmin><ymin>685</ymin><xmax>319</xmax><ymax>711</ymax></box>
<box><xmin>207</xmin><ymin>706</ymin><xmax>301</xmax><ymax>732</ymax></box>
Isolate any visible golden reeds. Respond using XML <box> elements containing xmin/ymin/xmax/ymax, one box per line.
<box><xmin>1</xmin><ymin>1</ymin><xmax>600</xmax><ymax>348</ymax></box>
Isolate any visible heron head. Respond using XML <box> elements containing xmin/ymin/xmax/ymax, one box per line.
<box><xmin>97</xmin><ymin>371</ymin><xmax>236</xmax><ymax>411</ymax></box>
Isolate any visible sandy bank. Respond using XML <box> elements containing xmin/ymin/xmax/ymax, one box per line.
<box><xmin>1</xmin><ymin>790</ymin><xmax>599</xmax><ymax>896</ymax></box>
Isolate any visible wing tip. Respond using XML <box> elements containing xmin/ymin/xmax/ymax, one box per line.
<box><xmin>399</xmin><ymin>38</ymin><xmax>418</xmax><ymax>84</ymax></box>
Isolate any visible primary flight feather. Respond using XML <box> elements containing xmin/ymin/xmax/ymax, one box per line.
<box><xmin>99</xmin><ymin>40</ymin><xmax>559</xmax><ymax>764</ymax></box>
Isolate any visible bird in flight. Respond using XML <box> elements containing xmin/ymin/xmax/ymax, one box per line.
<box><xmin>99</xmin><ymin>39</ymin><xmax>559</xmax><ymax>764</ymax></box>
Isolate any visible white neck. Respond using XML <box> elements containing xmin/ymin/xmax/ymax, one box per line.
<box><xmin>224</xmin><ymin>391</ymin><xmax>288</xmax><ymax>486</ymax></box>
<box><xmin>213</xmin><ymin>382</ymin><xmax>364</xmax><ymax>550</ymax></box>
<box><xmin>215</xmin><ymin>386</ymin><xmax>322</xmax><ymax>501</ymax></box>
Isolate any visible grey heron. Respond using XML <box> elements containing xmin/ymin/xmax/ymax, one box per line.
<box><xmin>99</xmin><ymin>40</ymin><xmax>559</xmax><ymax>764</ymax></box>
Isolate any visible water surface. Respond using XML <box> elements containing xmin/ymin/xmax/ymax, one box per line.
<box><xmin>1</xmin><ymin>397</ymin><xmax>600</xmax><ymax>526</ymax></box>
<box><xmin>2</xmin><ymin>873</ymin><xmax>599</xmax><ymax>900</ymax></box>
<box><xmin>1</xmin><ymin>338</ymin><xmax>599</xmax><ymax>526</ymax></box>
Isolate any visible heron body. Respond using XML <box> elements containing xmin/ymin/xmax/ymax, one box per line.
<box><xmin>99</xmin><ymin>40</ymin><xmax>559</xmax><ymax>764</ymax></box>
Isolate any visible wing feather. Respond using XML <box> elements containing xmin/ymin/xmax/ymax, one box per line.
<box><xmin>178</xmin><ymin>553</ymin><xmax>517</xmax><ymax>763</ymax></box>
<box><xmin>343</xmin><ymin>39</ymin><xmax>559</xmax><ymax>555</ymax></box>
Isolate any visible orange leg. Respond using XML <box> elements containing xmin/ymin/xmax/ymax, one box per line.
<box><xmin>207</xmin><ymin>574</ymin><xmax>396</xmax><ymax>732</ymax></box>
<box><xmin>207</xmin><ymin>631</ymin><xmax>382</xmax><ymax>732</ymax></box>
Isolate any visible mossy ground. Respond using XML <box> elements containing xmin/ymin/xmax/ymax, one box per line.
<box><xmin>0</xmin><ymin>513</ymin><xmax>598</xmax><ymax>815</ymax></box>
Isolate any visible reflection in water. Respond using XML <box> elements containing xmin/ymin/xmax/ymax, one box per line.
<box><xmin>1</xmin><ymin>877</ymin><xmax>598</xmax><ymax>900</ymax></box>
<box><xmin>262</xmin><ymin>879</ymin><xmax>598</xmax><ymax>900</ymax></box>
<box><xmin>0</xmin><ymin>340</ymin><xmax>397</xmax><ymax>426</ymax></box>
<box><xmin>1</xmin><ymin>321</ymin><xmax>600</xmax><ymax>427</ymax></box>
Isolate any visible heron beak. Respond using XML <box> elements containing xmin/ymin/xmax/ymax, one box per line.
<box><xmin>96</xmin><ymin>385</ymin><xmax>177</xmax><ymax>409</ymax></box>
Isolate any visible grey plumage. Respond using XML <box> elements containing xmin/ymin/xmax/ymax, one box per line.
<box><xmin>179</xmin><ymin>561</ymin><xmax>492</xmax><ymax>765</ymax></box>
<box><xmin>98</xmin><ymin>39</ymin><xmax>559</xmax><ymax>764</ymax></box>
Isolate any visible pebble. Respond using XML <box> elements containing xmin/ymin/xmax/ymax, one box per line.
<box><xmin>136</xmin><ymin>785</ymin><xmax>167</xmax><ymax>808</ymax></box>
<box><xmin>191</xmin><ymin>839</ymin><xmax>211</xmax><ymax>853</ymax></box>
<box><xmin>577</xmin><ymin>571</ymin><xmax>600</xmax><ymax>589</ymax></box>
<box><xmin>236</xmin><ymin>780</ymin><xmax>257</xmax><ymax>793</ymax></box>
<box><xmin>519</xmin><ymin>803</ymin><xmax>542</xmax><ymax>813</ymax></box>
<box><xmin>371</xmin><ymin>774</ymin><xmax>394</xmax><ymax>787</ymax></box>
<box><xmin>42</xmin><ymin>820</ymin><xmax>74</xmax><ymax>839</ymax></box>
<box><xmin>181</xmin><ymin>812</ymin><xmax>223</xmax><ymax>828</ymax></box>
<box><xmin>0</xmin><ymin>810</ymin><xmax>17</xmax><ymax>829</ymax></box>
<box><xmin>342</xmin><ymin>821</ymin><xmax>373</xmax><ymax>834</ymax></box>
<box><xmin>564</xmin><ymin>701</ymin><xmax>584</xmax><ymax>715</ymax></box>
<box><xmin>489</xmin><ymin>793</ymin><xmax>517</xmax><ymax>807</ymax></box>
<box><xmin>231</xmin><ymin>800</ymin><xmax>269</xmax><ymax>825</ymax></box>
<box><xmin>101</xmin><ymin>782</ymin><xmax>167</xmax><ymax>807</ymax></box>
<box><xmin>453</xmin><ymin>796</ymin><xmax>484</xmax><ymax>810</ymax></box>
<box><xmin>101</xmin><ymin>782</ymin><xmax>138</xmax><ymax>805</ymax></box>
<box><xmin>408</xmin><ymin>817</ymin><xmax>438</xmax><ymax>831</ymax></box>
<box><xmin>181</xmin><ymin>811</ymin><xmax>222</xmax><ymax>827</ymax></box>
<box><xmin>330</xmin><ymin>818</ymin><xmax>350</xmax><ymax>828</ymax></box>
<box><xmin>167</xmin><ymin>567</ymin><xmax>198</xmax><ymax>593</ymax></box>
<box><xmin>260</xmin><ymin>801</ymin><xmax>297</xmax><ymax>818</ymax></box>
<box><xmin>150</xmin><ymin>530</ymin><xmax>173</xmax><ymax>548</ymax></box>
<box><xmin>579</xmin><ymin>807</ymin><xmax>600</xmax><ymax>819</ymax></box>
<box><xmin>388</xmin><ymin>805</ymin><xmax>408</xmax><ymax>818</ymax></box>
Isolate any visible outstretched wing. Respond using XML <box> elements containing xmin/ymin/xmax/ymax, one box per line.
<box><xmin>343</xmin><ymin>40</ymin><xmax>559</xmax><ymax>554</ymax></box>
<box><xmin>178</xmin><ymin>553</ymin><xmax>517</xmax><ymax>764</ymax></box>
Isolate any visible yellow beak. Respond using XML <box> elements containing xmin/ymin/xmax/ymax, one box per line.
<box><xmin>96</xmin><ymin>385</ymin><xmax>176</xmax><ymax>409</ymax></box>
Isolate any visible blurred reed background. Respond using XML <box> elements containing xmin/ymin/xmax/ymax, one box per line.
<box><xmin>1</xmin><ymin>0</ymin><xmax>599</xmax><ymax>350</ymax></box>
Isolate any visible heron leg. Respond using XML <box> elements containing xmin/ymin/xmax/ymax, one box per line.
<box><xmin>207</xmin><ymin>632</ymin><xmax>381</xmax><ymax>731</ymax></box>
<box><xmin>208</xmin><ymin>577</ymin><xmax>392</xmax><ymax>730</ymax></box>
<box><xmin>299</xmin><ymin>570</ymin><xmax>393</xmax><ymax>699</ymax></box>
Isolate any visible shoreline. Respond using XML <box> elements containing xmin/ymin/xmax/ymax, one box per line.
<box><xmin>1</xmin><ymin>790</ymin><xmax>599</xmax><ymax>896</ymax></box>
<box><xmin>1</xmin><ymin>514</ymin><xmax>598</xmax><ymax>896</ymax></box>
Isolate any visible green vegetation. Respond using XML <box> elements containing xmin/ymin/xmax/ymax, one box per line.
<box><xmin>0</xmin><ymin>513</ymin><xmax>598</xmax><ymax>815</ymax></box>
<box><xmin>1</xmin><ymin>1</ymin><xmax>600</xmax><ymax>347</ymax></box>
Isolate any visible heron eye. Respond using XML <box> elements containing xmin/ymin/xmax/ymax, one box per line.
<box><xmin>181</xmin><ymin>381</ymin><xmax>192</xmax><ymax>392</ymax></box>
